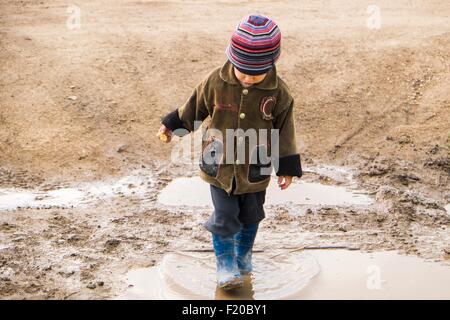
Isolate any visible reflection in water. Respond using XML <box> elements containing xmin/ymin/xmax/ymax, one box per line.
<box><xmin>119</xmin><ymin>250</ymin><xmax>450</xmax><ymax>300</ymax></box>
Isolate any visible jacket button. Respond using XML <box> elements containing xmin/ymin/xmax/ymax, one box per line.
<box><xmin>239</xmin><ymin>113</ymin><xmax>246</xmax><ymax>119</ymax></box>
<box><xmin>242</xmin><ymin>89</ymin><xmax>248</xmax><ymax>95</ymax></box>
<box><xmin>235</xmin><ymin>159</ymin><xmax>240</xmax><ymax>165</ymax></box>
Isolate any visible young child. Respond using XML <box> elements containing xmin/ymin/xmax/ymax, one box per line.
<box><xmin>158</xmin><ymin>14</ymin><xmax>302</xmax><ymax>290</ymax></box>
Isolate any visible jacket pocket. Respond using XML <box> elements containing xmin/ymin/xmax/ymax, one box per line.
<box><xmin>248</xmin><ymin>144</ymin><xmax>272</xmax><ymax>183</ymax></box>
<box><xmin>199</xmin><ymin>137</ymin><xmax>223</xmax><ymax>178</ymax></box>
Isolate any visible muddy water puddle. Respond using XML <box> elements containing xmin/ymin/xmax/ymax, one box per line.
<box><xmin>119</xmin><ymin>250</ymin><xmax>450</xmax><ymax>300</ymax></box>
<box><xmin>0</xmin><ymin>165</ymin><xmax>372</xmax><ymax>211</ymax></box>
<box><xmin>157</xmin><ymin>176</ymin><xmax>373</xmax><ymax>208</ymax></box>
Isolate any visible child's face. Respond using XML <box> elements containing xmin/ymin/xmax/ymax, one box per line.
<box><xmin>233</xmin><ymin>67</ymin><xmax>267</xmax><ymax>88</ymax></box>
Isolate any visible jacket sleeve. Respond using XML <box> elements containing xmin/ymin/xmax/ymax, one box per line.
<box><xmin>161</xmin><ymin>78</ymin><xmax>209</xmax><ymax>137</ymax></box>
<box><xmin>272</xmin><ymin>99</ymin><xmax>303</xmax><ymax>177</ymax></box>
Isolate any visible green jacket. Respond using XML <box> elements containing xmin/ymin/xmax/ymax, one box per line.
<box><xmin>162</xmin><ymin>60</ymin><xmax>302</xmax><ymax>195</ymax></box>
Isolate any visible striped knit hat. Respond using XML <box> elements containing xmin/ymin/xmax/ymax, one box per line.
<box><xmin>226</xmin><ymin>14</ymin><xmax>281</xmax><ymax>75</ymax></box>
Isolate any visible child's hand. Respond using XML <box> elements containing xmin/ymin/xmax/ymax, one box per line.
<box><xmin>156</xmin><ymin>125</ymin><xmax>173</xmax><ymax>143</ymax></box>
<box><xmin>277</xmin><ymin>176</ymin><xmax>293</xmax><ymax>190</ymax></box>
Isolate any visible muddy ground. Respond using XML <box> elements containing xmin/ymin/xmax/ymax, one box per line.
<box><xmin>0</xmin><ymin>0</ymin><xmax>449</xmax><ymax>299</ymax></box>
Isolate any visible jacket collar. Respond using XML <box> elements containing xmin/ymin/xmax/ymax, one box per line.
<box><xmin>219</xmin><ymin>60</ymin><xmax>278</xmax><ymax>90</ymax></box>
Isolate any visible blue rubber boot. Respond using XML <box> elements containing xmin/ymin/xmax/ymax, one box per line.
<box><xmin>212</xmin><ymin>233</ymin><xmax>243</xmax><ymax>290</ymax></box>
<box><xmin>235</xmin><ymin>223</ymin><xmax>259</xmax><ymax>275</ymax></box>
